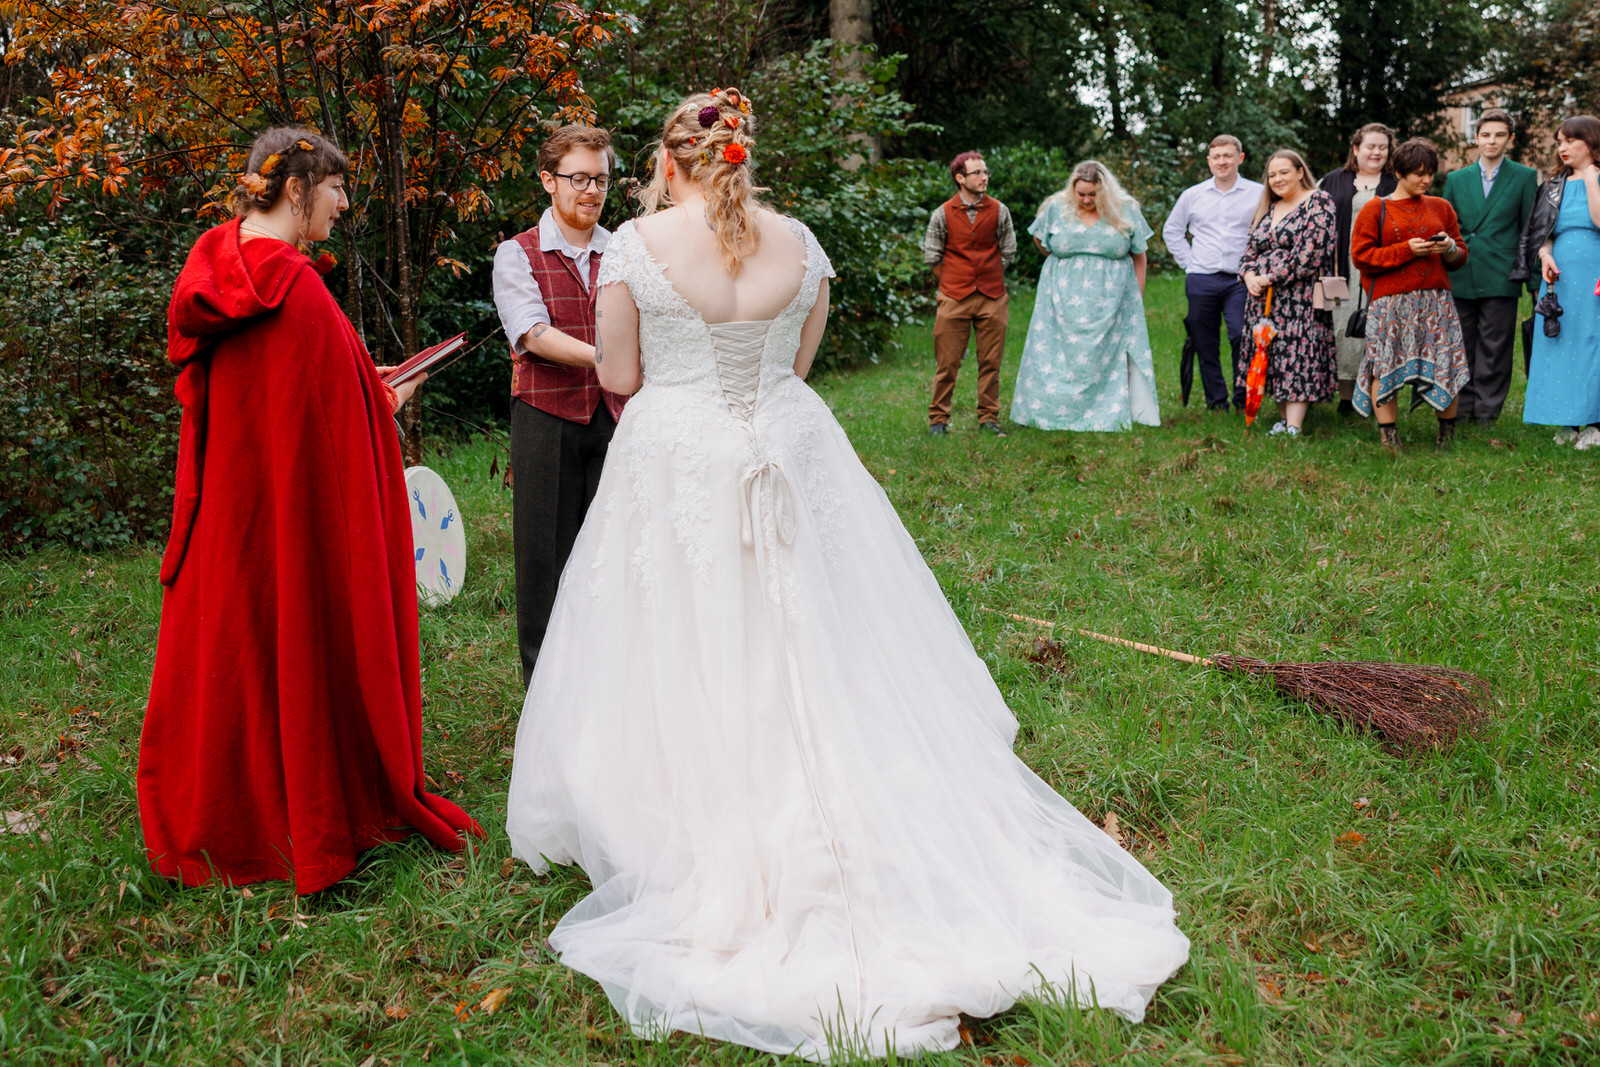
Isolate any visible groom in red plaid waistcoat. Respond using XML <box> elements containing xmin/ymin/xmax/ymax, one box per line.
<box><xmin>492</xmin><ymin>125</ymin><xmax>629</xmax><ymax>688</ymax></box>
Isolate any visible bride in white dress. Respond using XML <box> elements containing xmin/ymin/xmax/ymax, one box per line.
<box><xmin>505</xmin><ymin>89</ymin><xmax>1190</xmax><ymax>1061</ymax></box>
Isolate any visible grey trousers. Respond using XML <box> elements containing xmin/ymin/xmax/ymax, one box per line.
<box><xmin>511</xmin><ymin>399</ymin><xmax>614</xmax><ymax>689</ymax></box>
<box><xmin>1453</xmin><ymin>295</ymin><xmax>1520</xmax><ymax>420</ymax></box>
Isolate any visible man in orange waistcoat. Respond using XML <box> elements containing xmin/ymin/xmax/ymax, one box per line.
<box><xmin>924</xmin><ymin>151</ymin><xmax>1017</xmax><ymax>436</ymax></box>
<box><xmin>492</xmin><ymin>125</ymin><xmax>629</xmax><ymax>688</ymax></box>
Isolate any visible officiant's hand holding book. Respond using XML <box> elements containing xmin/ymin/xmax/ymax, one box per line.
<box><xmin>374</xmin><ymin>367</ymin><xmax>428</xmax><ymax>412</ymax></box>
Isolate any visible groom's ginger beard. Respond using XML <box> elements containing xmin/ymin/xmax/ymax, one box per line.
<box><xmin>554</xmin><ymin>191</ymin><xmax>604</xmax><ymax>236</ymax></box>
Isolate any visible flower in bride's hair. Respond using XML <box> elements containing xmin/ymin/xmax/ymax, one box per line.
<box><xmin>725</xmin><ymin>115</ymin><xmax>742</xmax><ymax>129</ymax></box>
<box><xmin>722</xmin><ymin>143</ymin><xmax>747</xmax><ymax>165</ymax></box>
<box><xmin>241</xmin><ymin>173</ymin><xmax>269</xmax><ymax>195</ymax></box>
<box><xmin>738</xmin><ymin>97</ymin><xmax>752</xmax><ymax>115</ymax></box>
<box><xmin>697</xmin><ymin>106</ymin><xmax>720</xmax><ymax>128</ymax></box>
<box><xmin>259</xmin><ymin>153</ymin><xmax>282</xmax><ymax>177</ymax></box>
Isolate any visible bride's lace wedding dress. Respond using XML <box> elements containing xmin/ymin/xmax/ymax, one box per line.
<box><xmin>505</xmin><ymin>216</ymin><xmax>1189</xmax><ymax>1060</ymax></box>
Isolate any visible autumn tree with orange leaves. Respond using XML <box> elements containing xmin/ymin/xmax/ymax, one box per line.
<box><xmin>0</xmin><ymin>0</ymin><xmax>624</xmax><ymax>456</ymax></box>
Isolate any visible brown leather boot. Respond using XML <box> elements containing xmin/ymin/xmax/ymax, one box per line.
<box><xmin>1378</xmin><ymin>422</ymin><xmax>1401</xmax><ymax>452</ymax></box>
<box><xmin>1435</xmin><ymin>416</ymin><xmax>1457</xmax><ymax>452</ymax></box>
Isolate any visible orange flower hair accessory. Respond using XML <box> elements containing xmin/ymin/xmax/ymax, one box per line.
<box><xmin>259</xmin><ymin>153</ymin><xmax>281</xmax><ymax>176</ymax></box>
<box><xmin>725</xmin><ymin>115</ymin><xmax>742</xmax><ymax>129</ymax></box>
<box><xmin>722</xmin><ymin>143</ymin><xmax>747</xmax><ymax>165</ymax></box>
<box><xmin>241</xmin><ymin>173</ymin><xmax>269</xmax><ymax>195</ymax></box>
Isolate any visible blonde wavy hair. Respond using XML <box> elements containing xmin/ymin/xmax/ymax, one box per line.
<box><xmin>633</xmin><ymin>88</ymin><xmax>769</xmax><ymax>274</ymax></box>
<box><xmin>1250</xmin><ymin>149</ymin><xmax>1316</xmax><ymax>227</ymax></box>
<box><xmin>1043</xmin><ymin>160</ymin><xmax>1136</xmax><ymax>234</ymax></box>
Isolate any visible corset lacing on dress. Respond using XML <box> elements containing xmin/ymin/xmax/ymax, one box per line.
<box><xmin>707</xmin><ymin>317</ymin><xmax>866</xmax><ymax>1012</ymax></box>
<box><xmin>710</xmin><ymin>321</ymin><xmax>798</xmax><ymax>548</ymax></box>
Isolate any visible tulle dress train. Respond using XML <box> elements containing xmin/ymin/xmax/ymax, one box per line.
<box><xmin>505</xmin><ymin>218</ymin><xmax>1190</xmax><ymax>1060</ymax></box>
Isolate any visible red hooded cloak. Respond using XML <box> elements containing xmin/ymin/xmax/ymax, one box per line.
<box><xmin>138</xmin><ymin>218</ymin><xmax>482</xmax><ymax>894</ymax></box>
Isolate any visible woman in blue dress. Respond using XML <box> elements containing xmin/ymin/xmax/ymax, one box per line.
<box><xmin>1523</xmin><ymin>116</ymin><xmax>1600</xmax><ymax>448</ymax></box>
<box><xmin>1012</xmin><ymin>161</ymin><xmax>1159</xmax><ymax>432</ymax></box>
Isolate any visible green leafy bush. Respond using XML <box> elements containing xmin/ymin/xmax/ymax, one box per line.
<box><xmin>0</xmin><ymin>227</ymin><xmax>179</xmax><ymax>551</ymax></box>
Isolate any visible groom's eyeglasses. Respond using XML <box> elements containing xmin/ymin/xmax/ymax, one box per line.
<box><xmin>552</xmin><ymin>172</ymin><xmax>612</xmax><ymax>192</ymax></box>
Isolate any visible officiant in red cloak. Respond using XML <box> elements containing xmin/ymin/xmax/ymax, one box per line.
<box><xmin>138</xmin><ymin>127</ymin><xmax>482</xmax><ymax>895</ymax></box>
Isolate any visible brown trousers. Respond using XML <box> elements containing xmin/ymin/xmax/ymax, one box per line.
<box><xmin>929</xmin><ymin>290</ymin><xmax>1009</xmax><ymax>425</ymax></box>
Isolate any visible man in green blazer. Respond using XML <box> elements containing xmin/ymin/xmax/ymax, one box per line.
<box><xmin>1443</xmin><ymin>107</ymin><xmax>1539</xmax><ymax>427</ymax></box>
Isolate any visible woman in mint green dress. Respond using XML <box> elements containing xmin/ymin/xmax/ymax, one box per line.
<box><xmin>1012</xmin><ymin>161</ymin><xmax>1160</xmax><ymax>432</ymax></box>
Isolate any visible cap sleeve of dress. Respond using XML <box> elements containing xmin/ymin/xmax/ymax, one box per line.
<box><xmin>1127</xmin><ymin>203</ymin><xmax>1154</xmax><ymax>255</ymax></box>
<box><xmin>596</xmin><ymin>220</ymin><xmax>647</xmax><ymax>291</ymax></box>
<box><xmin>1027</xmin><ymin>199</ymin><xmax>1058</xmax><ymax>243</ymax></box>
<box><xmin>796</xmin><ymin>218</ymin><xmax>836</xmax><ymax>281</ymax></box>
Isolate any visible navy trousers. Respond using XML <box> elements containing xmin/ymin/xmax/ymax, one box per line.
<box><xmin>1184</xmin><ymin>272</ymin><xmax>1248</xmax><ymax>409</ymax></box>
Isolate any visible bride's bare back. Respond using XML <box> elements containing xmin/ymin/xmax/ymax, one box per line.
<box><xmin>634</xmin><ymin>205</ymin><xmax>807</xmax><ymax>323</ymax></box>
<box><xmin>595</xmin><ymin>201</ymin><xmax>831</xmax><ymax>394</ymax></box>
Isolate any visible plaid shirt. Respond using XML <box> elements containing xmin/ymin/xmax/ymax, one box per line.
<box><xmin>508</xmin><ymin>228</ymin><xmax>627</xmax><ymax>424</ymax></box>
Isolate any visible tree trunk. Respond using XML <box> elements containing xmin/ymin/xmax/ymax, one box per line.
<box><xmin>377</xmin><ymin>54</ymin><xmax>421</xmax><ymax>464</ymax></box>
<box><xmin>1105</xmin><ymin>30</ymin><xmax>1125</xmax><ymax>139</ymax></box>
<box><xmin>1258</xmin><ymin>0</ymin><xmax>1277</xmax><ymax>79</ymax></box>
<box><xmin>831</xmin><ymin>0</ymin><xmax>878</xmax><ymax>168</ymax></box>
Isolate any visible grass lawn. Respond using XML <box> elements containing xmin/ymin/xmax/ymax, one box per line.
<box><xmin>3</xmin><ymin>273</ymin><xmax>1599</xmax><ymax>1065</ymax></box>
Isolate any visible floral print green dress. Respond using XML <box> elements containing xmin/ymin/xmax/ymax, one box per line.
<box><xmin>1011</xmin><ymin>199</ymin><xmax>1159</xmax><ymax>432</ymax></box>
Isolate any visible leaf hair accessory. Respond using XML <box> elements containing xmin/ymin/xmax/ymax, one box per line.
<box><xmin>241</xmin><ymin>173</ymin><xmax>269</xmax><ymax>195</ymax></box>
<box><xmin>259</xmin><ymin>153</ymin><xmax>281</xmax><ymax>176</ymax></box>
<box><xmin>295</xmin><ymin>138</ymin><xmax>315</xmax><ymax>152</ymax></box>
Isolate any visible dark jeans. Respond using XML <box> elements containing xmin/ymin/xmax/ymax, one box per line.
<box><xmin>1184</xmin><ymin>272</ymin><xmax>1248</xmax><ymax>408</ymax></box>
<box><xmin>511</xmin><ymin>399</ymin><xmax>615</xmax><ymax>689</ymax></box>
<box><xmin>1453</xmin><ymin>295</ymin><xmax>1520</xmax><ymax>420</ymax></box>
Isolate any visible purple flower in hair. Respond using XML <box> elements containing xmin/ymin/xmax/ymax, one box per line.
<box><xmin>697</xmin><ymin>106</ymin><xmax>720</xmax><ymax>128</ymax></box>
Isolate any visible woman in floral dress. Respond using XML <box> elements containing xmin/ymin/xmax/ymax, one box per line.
<box><xmin>1239</xmin><ymin>149</ymin><xmax>1338</xmax><ymax>436</ymax></box>
<box><xmin>1011</xmin><ymin>160</ymin><xmax>1159</xmax><ymax>432</ymax></box>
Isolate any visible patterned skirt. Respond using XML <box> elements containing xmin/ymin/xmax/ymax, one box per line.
<box><xmin>1352</xmin><ymin>288</ymin><xmax>1470</xmax><ymax>415</ymax></box>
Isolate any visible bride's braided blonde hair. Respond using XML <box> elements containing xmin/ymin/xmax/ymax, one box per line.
<box><xmin>634</xmin><ymin>88</ymin><xmax>768</xmax><ymax>275</ymax></box>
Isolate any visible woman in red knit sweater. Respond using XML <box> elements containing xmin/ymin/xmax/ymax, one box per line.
<box><xmin>1350</xmin><ymin>138</ymin><xmax>1470</xmax><ymax>451</ymax></box>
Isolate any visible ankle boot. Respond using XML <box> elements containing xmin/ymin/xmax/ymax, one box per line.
<box><xmin>1378</xmin><ymin>422</ymin><xmax>1401</xmax><ymax>452</ymax></box>
<box><xmin>1435</xmin><ymin>416</ymin><xmax>1457</xmax><ymax>451</ymax></box>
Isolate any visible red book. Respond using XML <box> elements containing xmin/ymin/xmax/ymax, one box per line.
<box><xmin>382</xmin><ymin>333</ymin><xmax>466</xmax><ymax>386</ymax></box>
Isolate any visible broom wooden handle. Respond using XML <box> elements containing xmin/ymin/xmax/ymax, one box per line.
<box><xmin>980</xmin><ymin>608</ymin><xmax>1215</xmax><ymax>667</ymax></box>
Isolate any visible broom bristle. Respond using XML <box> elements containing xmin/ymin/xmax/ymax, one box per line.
<box><xmin>1211</xmin><ymin>655</ymin><xmax>1492</xmax><ymax>754</ymax></box>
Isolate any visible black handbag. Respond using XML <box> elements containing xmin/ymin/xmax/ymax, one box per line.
<box><xmin>1344</xmin><ymin>198</ymin><xmax>1386</xmax><ymax>340</ymax></box>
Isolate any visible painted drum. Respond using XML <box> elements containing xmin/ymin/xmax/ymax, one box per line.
<box><xmin>404</xmin><ymin>466</ymin><xmax>466</xmax><ymax>607</ymax></box>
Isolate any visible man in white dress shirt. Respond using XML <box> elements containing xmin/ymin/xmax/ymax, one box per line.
<box><xmin>1162</xmin><ymin>135</ymin><xmax>1263</xmax><ymax>411</ymax></box>
<box><xmin>492</xmin><ymin>125</ymin><xmax>628</xmax><ymax>688</ymax></box>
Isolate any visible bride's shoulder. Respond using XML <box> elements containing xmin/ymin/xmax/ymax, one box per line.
<box><xmin>765</xmin><ymin>212</ymin><xmax>835</xmax><ymax>278</ymax></box>
<box><xmin>596</xmin><ymin>218</ymin><xmax>654</xmax><ymax>288</ymax></box>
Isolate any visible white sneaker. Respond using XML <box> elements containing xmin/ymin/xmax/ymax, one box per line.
<box><xmin>1267</xmin><ymin>421</ymin><xmax>1300</xmax><ymax>437</ymax></box>
<box><xmin>1575</xmin><ymin>426</ymin><xmax>1600</xmax><ymax>451</ymax></box>
<box><xmin>1555</xmin><ymin>428</ymin><xmax>1579</xmax><ymax>447</ymax></box>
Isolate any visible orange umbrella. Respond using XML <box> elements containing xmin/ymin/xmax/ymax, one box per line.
<box><xmin>1244</xmin><ymin>286</ymin><xmax>1275</xmax><ymax>427</ymax></box>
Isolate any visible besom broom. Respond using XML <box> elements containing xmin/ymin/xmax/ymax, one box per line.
<box><xmin>987</xmin><ymin>609</ymin><xmax>1492</xmax><ymax>754</ymax></box>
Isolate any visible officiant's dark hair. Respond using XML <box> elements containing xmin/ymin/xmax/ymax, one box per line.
<box><xmin>230</xmin><ymin>127</ymin><xmax>349</xmax><ymax>218</ymax></box>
